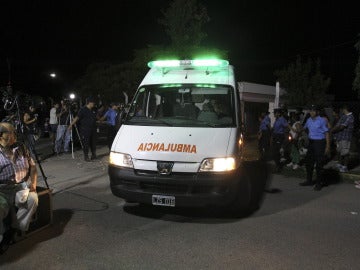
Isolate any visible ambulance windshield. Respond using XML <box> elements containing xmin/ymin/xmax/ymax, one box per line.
<box><xmin>126</xmin><ymin>84</ymin><xmax>236</xmax><ymax>127</ymax></box>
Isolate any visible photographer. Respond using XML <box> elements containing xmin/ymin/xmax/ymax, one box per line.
<box><xmin>68</xmin><ymin>97</ymin><xmax>97</xmax><ymax>161</ymax></box>
<box><xmin>54</xmin><ymin>102</ymin><xmax>71</xmax><ymax>154</ymax></box>
<box><xmin>23</xmin><ymin>105</ymin><xmax>38</xmax><ymax>153</ymax></box>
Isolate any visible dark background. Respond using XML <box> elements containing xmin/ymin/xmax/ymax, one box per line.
<box><xmin>0</xmin><ymin>0</ymin><xmax>359</xmax><ymax>100</ymax></box>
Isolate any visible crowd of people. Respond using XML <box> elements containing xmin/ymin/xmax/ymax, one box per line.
<box><xmin>258</xmin><ymin>104</ymin><xmax>358</xmax><ymax>190</ymax></box>
<box><xmin>0</xmin><ymin>96</ymin><xmax>127</xmax><ymax>251</ymax></box>
<box><xmin>1</xmin><ymin>97</ymin><xmax>127</xmax><ymax>160</ymax></box>
<box><xmin>47</xmin><ymin>98</ymin><xmax>126</xmax><ymax>161</ymax></box>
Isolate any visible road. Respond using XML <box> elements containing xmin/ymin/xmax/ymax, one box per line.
<box><xmin>0</xmin><ymin>146</ymin><xmax>359</xmax><ymax>269</ymax></box>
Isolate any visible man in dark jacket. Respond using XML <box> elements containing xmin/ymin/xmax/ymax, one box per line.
<box><xmin>68</xmin><ymin>97</ymin><xmax>97</xmax><ymax>161</ymax></box>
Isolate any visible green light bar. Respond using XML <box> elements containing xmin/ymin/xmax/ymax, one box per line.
<box><xmin>147</xmin><ymin>59</ymin><xmax>229</xmax><ymax>68</ymax></box>
<box><xmin>195</xmin><ymin>84</ymin><xmax>216</xmax><ymax>88</ymax></box>
<box><xmin>148</xmin><ymin>60</ymin><xmax>180</xmax><ymax>68</ymax></box>
<box><xmin>160</xmin><ymin>84</ymin><xmax>183</xmax><ymax>88</ymax></box>
<box><xmin>192</xmin><ymin>59</ymin><xmax>228</xmax><ymax>67</ymax></box>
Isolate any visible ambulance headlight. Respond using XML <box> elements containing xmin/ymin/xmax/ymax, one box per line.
<box><xmin>109</xmin><ymin>152</ymin><xmax>134</xmax><ymax>168</ymax></box>
<box><xmin>199</xmin><ymin>157</ymin><xmax>236</xmax><ymax>172</ymax></box>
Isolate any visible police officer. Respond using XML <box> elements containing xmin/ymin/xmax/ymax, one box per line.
<box><xmin>258</xmin><ymin>111</ymin><xmax>271</xmax><ymax>160</ymax></box>
<box><xmin>300</xmin><ymin>105</ymin><xmax>330</xmax><ymax>190</ymax></box>
<box><xmin>271</xmin><ymin>108</ymin><xmax>291</xmax><ymax>172</ymax></box>
<box><xmin>68</xmin><ymin>97</ymin><xmax>97</xmax><ymax>161</ymax></box>
<box><xmin>99</xmin><ymin>103</ymin><xmax>118</xmax><ymax>150</ymax></box>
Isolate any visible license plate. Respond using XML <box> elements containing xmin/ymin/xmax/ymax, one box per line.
<box><xmin>152</xmin><ymin>195</ymin><xmax>175</xmax><ymax>207</ymax></box>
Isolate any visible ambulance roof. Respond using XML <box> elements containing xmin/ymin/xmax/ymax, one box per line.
<box><xmin>139</xmin><ymin>59</ymin><xmax>235</xmax><ymax>88</ymax></box>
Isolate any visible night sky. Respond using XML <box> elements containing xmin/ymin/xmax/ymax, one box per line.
<box><xmin>0</xmin><ymin>0</ymin><xmax>359</xmax><ymax>100</ymax></box>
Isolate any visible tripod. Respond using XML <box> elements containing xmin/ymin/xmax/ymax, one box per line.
<box><xmin>56</xmin><ymin>109</ymin><xmax>83</xmax><ymax>159</ymax></box>
<box><xmin>68</xmin><ymin>110</ymin><xmax>83</xmax><ymax>159</ymax></box>
<box><xmin>3</xmin><ymin>95</ymin><xmax>49</xmax><ymax>189</ymax></box>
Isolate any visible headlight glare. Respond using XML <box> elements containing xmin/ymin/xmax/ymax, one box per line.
<box><xmin>109</xmin><ymin>152</ymin><xmax>133</xmax><ymax>168</ymax></box>
<box><xmin>199</xmin><ymin>157</ymin><xmax>236</xmax><ymax>172</ymax></box>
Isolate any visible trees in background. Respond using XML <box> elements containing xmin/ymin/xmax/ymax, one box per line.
<box><xmin>274</xmin><ymin>56</ymin><xmax>331</xmax><ymax>107</ymax></box>
<box><xmin>75</xmin><ymin>0</ymin><xmax>227</xmax><ymax>103</ymax></box>
<box><xmin>74</xmin><ymin>62</ymin><xmax>144</xmax><ymax>104</ymax></box>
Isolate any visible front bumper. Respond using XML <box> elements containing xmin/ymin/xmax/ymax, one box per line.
<box><xmin>108</xmin><ymin>165</ymin><xmax>241</xmax><ymax>207</ymax></box>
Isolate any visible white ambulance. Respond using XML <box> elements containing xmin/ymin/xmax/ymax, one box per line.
<box><xmin>109</xmin><ymin>59</ymin><xmax>266</xmax><ymax>214</ymax></box>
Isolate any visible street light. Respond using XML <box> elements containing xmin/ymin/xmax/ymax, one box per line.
<box><xmin>50</xmin><ymin>73</ymin><xmax>56</xmax><ymax>78</ymax></box>
<box><xmin>69</xmin><ymin>93</ymin><xmax>75</xmax><ymax>100</ymax></box>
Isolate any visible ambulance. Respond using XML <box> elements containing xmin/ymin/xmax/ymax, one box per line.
<box><xmin>108</xmin><ymin>59</ymin><xmax>266</xmax><ymax>214</ymax></box>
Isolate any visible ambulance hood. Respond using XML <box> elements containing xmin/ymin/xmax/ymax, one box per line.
<box><xmin>113</xmin><ymin>125</ymin><xmax>234</xmax><ymax>162</ymax></box>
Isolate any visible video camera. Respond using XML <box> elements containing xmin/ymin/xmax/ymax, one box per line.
<box><xmin>62</xmin><ymin>98</ymin><xmax>79</xmax><ymax>114</ymax></box>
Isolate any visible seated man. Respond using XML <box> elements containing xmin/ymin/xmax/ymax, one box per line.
<box><xmin>0</xmin><ymin>122</ymin><xmax>38</xmax><ymax>250</ymax></box>
<box><xmin>213</xmin><ymin>102</ymin><xmax>233</xmax><ymax>124</ymax></box>
<box><xmin>173</xmin><ymin>94</ymin><xmax>199</xmax><ymax>119</ymax></box>
<box><xmin>197</xmin><ymin>103</ymin><xmax>218</xmax><ymax>122</ymax></box>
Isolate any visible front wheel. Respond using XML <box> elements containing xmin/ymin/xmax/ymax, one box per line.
<box><xmin>228</xmin><ymin>161</ymin><xmax>268</xmax><ymax>217</ymax></box>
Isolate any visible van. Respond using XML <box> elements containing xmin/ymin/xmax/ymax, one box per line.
<box><xmin>108</xmin><ymin>59</ymin><xmax>267</xmax><ymax>214</ymax></box>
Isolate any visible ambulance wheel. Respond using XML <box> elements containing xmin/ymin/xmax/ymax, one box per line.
<box><xmin>229</xmin><ymin>161</ymin><xmax>265</xmax><ymax>217</ymax></box>
<box><xmin>246</xmin><ymin>160</ymin><xmax>268</xmax><ymax>209</ymax></box>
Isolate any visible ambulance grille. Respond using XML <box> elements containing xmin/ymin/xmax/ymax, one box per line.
<box><xmin>140</xmin><ymin>182</ymin><xmax>188</xmax><ymax>194</ymax></box>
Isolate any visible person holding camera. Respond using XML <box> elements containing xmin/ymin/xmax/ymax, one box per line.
<box><xmin>23</xmin><ymin>105</ymin><xmax>38</xmax><ymax>154</ymax></box>
<box><xmin>54</xmin><ymin>103</ymin><xmax>71</xmax><ymax>155</ymax></box>
<box><xmin>68</xmin><ymin>97</ymin><xmax>97</xmax><ymax>162</ymax></box>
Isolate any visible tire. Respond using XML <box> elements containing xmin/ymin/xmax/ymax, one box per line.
<box><xmin>228</xmin><ymin>161</ymin><xmax>268</xmax><ymax>217</ymax></box>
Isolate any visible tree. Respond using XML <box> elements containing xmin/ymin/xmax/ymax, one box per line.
<box><xmin>133</xmin><ymin>0</ymin><xmax>227</xmax><ymax>68</ymax></box>
<box><xmin>159</xmin><ymin>0</ymin><xmax>209</xmax><ymax>49</ymax></box>
<box><xmin>353</xmin><ymin>34</ymin><xmax>360</xmax><ymax>99</ymax></box>
<box><xmin>75</xmin><ymin>0</ymin><xmax>228</xmax><ymax>102</ymax></box>
<box><xmin>74</xmin><ymin>62</ymin><xmax>144</xmax><ymax>104</ymax></box>
<box><xmin>274</xmin><ymin>56</ymin><xmax>331</xmax><ymax>107</ymax></box>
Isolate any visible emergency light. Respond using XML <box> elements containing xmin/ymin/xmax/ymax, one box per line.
<box><xmin>147</xmin><ymin>59</ymin><xmax>229</xmax><ymax>69</ymax></box>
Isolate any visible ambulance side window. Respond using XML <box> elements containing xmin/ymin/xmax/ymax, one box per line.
<box><xmin>129</xmin><ymin>88</ymin><xmax>147</xmax><ymax>117</ymax></box>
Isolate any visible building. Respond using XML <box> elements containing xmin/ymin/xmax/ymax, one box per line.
<box><xmin>238</xmin><ymin>81</ymin><xmax>286</xmax><ymax>134</ymax></box>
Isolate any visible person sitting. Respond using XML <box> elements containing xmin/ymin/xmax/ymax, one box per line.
<box><xmin>0</xmin><ymin>122</ymin><xmax>38</xmax><ymax>251</ymax></box>
<box><xmin>213</xmin><ymin>102</ymin><xmax>232</xmax><ymax>124</ymax></box>
<box><xmin>173</xmin><ymin>95</ymin><xmax>199</xmax><ymax>119</ymax></box>
<box><xmin>197</xmin><ymin>103</ymin><xmax>218</xmax><ymax>122</ymax></box>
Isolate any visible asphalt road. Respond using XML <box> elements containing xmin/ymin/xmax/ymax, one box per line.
<box><xmin>0</xmin><ymin>147</ymin><xmax>359</xmax><ymax>269</ymax></box>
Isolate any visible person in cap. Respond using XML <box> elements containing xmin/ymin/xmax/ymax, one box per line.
<box><xmin>68</xmin><ymin>97</ymin><xmax>97</xmax><ymax>161</ymax></box>
<box><xmin>300</xmin><ymin>105</ymin><xmax>330</xmax><ymax>190</ymax></box>
<box><xmin>258</xmin><ymin>111</ymin><xmax>271</xmax><ymax>160</ymax></box>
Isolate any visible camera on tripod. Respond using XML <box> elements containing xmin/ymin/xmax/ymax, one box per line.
<box><xmin>62</xmin><ymin>98</ymin><xmax>78</xmax><ymax>115</ymax></box>
<box><xmin>0</xmin><ymin>83</ymin><xmax>49</xmax><ymax>189</ymax></box>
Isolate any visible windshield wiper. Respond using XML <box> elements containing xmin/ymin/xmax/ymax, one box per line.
<box><xmin>128</xmin><ymin>117</ymin><xmax>173</xmax><ymax>126</ymax></box>
<box><xmin>198</xmin><ymin>121</ymin><xmax>217</xmax><ymax>127</ymax></box>
<box><xmin>152</xmin><ymin>118</ymin><xmax>173</xmax><ymax>126</ymax></box>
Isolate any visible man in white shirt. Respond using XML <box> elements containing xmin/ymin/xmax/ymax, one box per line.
<box><xmin>49</xmin><ymin>103</ymin><xmax>60</xmax><ymax>145</ymax></box>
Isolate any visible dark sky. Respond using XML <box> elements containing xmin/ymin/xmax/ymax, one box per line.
<box><xmin>1</xmin><ymin>0</ymin><xmax>359</xmax><ymax>100</ymax></box>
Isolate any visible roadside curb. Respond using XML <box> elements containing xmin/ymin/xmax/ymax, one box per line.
<box><xmin>269</xmin><ymin>163</ymin><xmax>360</xmax><ymax>184</ymax></box>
